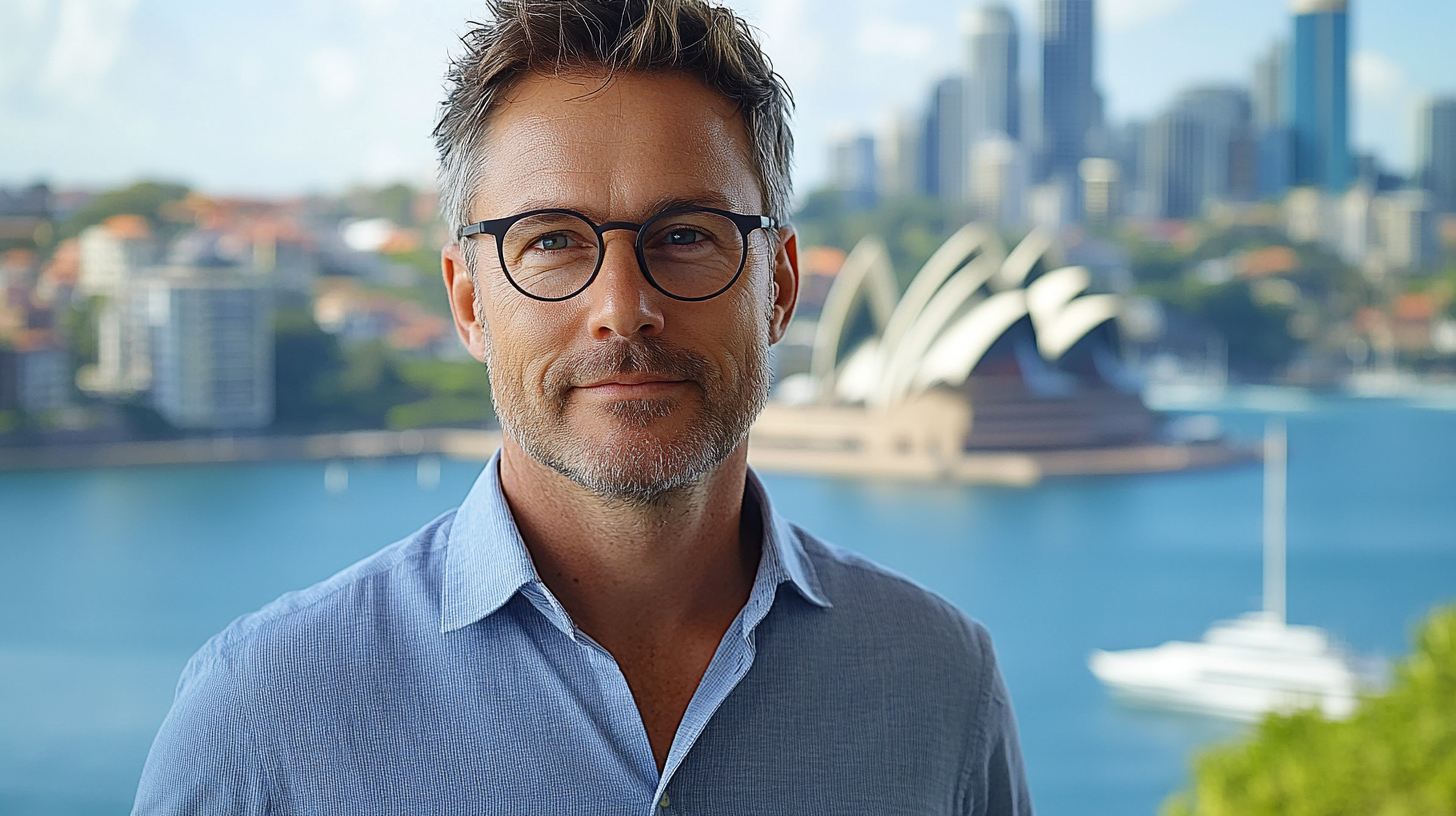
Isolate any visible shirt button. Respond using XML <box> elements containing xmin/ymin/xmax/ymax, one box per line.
<box><xmin>659</xmin><ymin>794</ymin><xmax>670</xmax><ymax>808</ymax></box>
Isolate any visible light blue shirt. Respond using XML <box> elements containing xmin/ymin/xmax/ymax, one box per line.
<box><xmin>133</xmin><ymin>454</ymin><xmax>1032</xmax><ymax>815</ymax></box>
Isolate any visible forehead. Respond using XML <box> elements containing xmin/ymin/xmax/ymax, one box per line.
<box><xmin>475</xmin><ymin>71</ymin><xmax>763</xmax><ymax>220</ymax></box>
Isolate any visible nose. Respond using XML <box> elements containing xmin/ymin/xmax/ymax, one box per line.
<box><xmin>584</xmin><ymin>230</ymin><xmax>665</xmax><ymax>340</ymax></box>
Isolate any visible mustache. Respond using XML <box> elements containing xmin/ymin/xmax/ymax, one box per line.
<box><xmin>547</xmin><ymin>337</ymin><xmax>712</xmax><ymax>396</ymax></box>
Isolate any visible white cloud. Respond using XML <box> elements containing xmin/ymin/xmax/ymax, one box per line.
<box><xmin>1351</xmin><ymin>50</ymin><xmax>1418</xmax><ymax>172</ymax></box>
<box><xmin>309</xmin><ymin>47</ymin><xmax>360</xmax><ymax>106</ymax></box>
<box><xmin>1353</xmin><ymin>50</ymin><xmax>1406</xmax><ymax>103</ymax></box>
<box><xmin>1101</xmin><ymin>0</ymin><xmax>1195</xmax><ymax>32</ymax></box>
<box><xmin>37</xmin><ymin>0</ymin><xmax>138</xmax><ymax>104</ymax></box>
<box><xmin>855</xmin><ymin>18</ymin><xmax>936</xmax><ymax>59</ymax></box>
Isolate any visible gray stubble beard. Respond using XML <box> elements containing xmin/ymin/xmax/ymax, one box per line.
<box><xmin>484</xmin><ymin>322</ymin><xmax>770</xmax><ymax>508</ymax></box>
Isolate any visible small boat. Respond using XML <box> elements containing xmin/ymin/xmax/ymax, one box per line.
<box><xmin>1089</xmin><ymin>420</ymin><xmax>1361</xmax><ymax>721</ymax></box>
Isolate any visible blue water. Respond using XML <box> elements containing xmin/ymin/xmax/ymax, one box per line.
<box><xmin>2</xmin><ymin>398</ymin><xmax>1454</xmax><ymax>816</ymax></box>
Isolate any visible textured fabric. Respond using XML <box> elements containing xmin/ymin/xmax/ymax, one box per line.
<box><xmin>133</xmin><ymin>453</ymin><xmax>1033</xmax><ymax>816</ymax></box>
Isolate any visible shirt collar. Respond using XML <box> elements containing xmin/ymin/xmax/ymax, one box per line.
<box><xmin>441</xmin><ymin>451</ymin><xmax>831</xmax><ymax>634</ymax></box>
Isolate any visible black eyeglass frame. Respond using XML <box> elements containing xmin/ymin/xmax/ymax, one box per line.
<box><xmin>457</xmin><ymin>206</ymin><xmax>780</xmax><ymax>303</ymax></box>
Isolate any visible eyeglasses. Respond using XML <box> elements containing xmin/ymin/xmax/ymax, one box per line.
<box><xmin>458</xmin><ymin>206</ymin><xmax>780</xmax><ymax>302</ymax></box>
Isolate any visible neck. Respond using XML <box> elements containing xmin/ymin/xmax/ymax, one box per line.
<box><xmin>496</xmin><ymin>434</ymin><xmax>761</xmax><ymax>647</ymax></box>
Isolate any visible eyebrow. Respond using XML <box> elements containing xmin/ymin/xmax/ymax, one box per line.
<box><xmin>486</xmin><ymin>192</ymin><xmax>743</xmax><ymax>223</ymax></box>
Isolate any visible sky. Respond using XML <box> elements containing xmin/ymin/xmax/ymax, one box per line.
<box><xmin>0</xmin><ymin>0</ymin><xmax>1451</xmax><ymax>199</ymax></box>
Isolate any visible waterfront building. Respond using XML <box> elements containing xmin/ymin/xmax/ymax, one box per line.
<box><xmin>1038</xmin><ymin>0</ymin><xmax>1099</xmax><ymax>202</ymax></box>
<box><xmin>0</xmin><ymin>335</ymin><xmax>69</xmax><ymax>415</ymax></box>
<box><xmin>77</xmin><ymin>216</ymin><xmax>157</xmax><ymax>397</ymax></box>
<box><xmin>1338</xmin><ymin>185</ymin><xmax>1375</xmax><ymax>267</ymax></box>
<box><xmin>1177</xmin><ymin>86</ymin><xmax>1256</xmax><ymax>205</ymax></box>
<box><xmin>1079</xmin><ymin>158</ymin><xmax>1119</xmax><ymax>224</ymax></box>
<box><xmin>78</xmin><ymin>215</ymin><xmax>154</xmax><ymax>295</ymax></box>
<box><xmin>1253</xmin><ymin>42</ymin><xmax>1293</xmax><ymax>199</ymax></box>
<box><xmin>877</xmin><ymin>112</ymin><xmax>922</xmax><ymax>199</ymax></box>
<box><xmin>965</xmin><ymin>4</ymin><xmax>1021</xmax><ymax>148</ymax></box>
<box><xmin>921</xmin><ymin>76</ymin><xmax>968</xmax><ymax>205</ymax></box>
<box><xmin>970</xmin><ymin>136</ymin><xmax>1028</xmax><ymax>227</ymax></box>
<box><xmin>1283</xmin><ymin>187</ymin><xmax>1340</xmax><ymax>247</ymax></box>
<box><xmin>784</xmin><ymin>224</ymin><xmax>1156</xmax><ymax>457</ymax></box>
<box><xmin>1290</xmin><ymin>0</ymin><xmax>1351</xmax><ymax>192</ymax></box>
<box><xmin>1106</xmin><ymin>121</ymin><xmax>1146</xmax><ymax>217</ymax></box>
<box><xmin>1144</xmin><ymin>109</ymin><xmax>1205</xmax><ymax>220</ymax></box>
<box><xmin>830</xmin><ymin>131</ymin><xmax>879</xmax><ymax>210</ymax></box>
<box><xmin>1374</xmin><ymin>191</ymin><xmax>1439</xmax><ymax>273</ymax></box>
<box><xmin>1028</xmin><ymin>181</ymin><xmax>1073</xmax><ymax>232</ymax></box>
<box><xmin>1417</xmin><ymin>96</ymin><xmax>1456</xmax><ymax>213</ymax></box>
<box><xmin>144</xmin><ymin>273</ymin><xmax>274</xmax><ymax>430</ymax></box>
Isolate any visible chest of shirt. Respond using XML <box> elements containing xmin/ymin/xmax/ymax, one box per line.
<box><xmin>241</xmin><ymin>595</ymin><xmax>976</xmax><ymax>815</ymax></box>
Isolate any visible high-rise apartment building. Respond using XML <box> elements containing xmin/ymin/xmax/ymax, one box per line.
<box><xmin>144</xmin><ymin>274</ymin><xmax>274</xmax><ymax>430</ymax></box>
<box><xmin>970</xmin><ymin>136</ymin><xmax>1028</xmax><ymax>226</ymax></box>
<box><xmin>76</xmin><ymin>215</ymin><xmax>157</xmax><ymax>396</ymax></box>
<box><xmin>1252</xmin><ymin>42</ymin><xmax>1293</xmax><ymax>198</ymax></box>
<box><xmin>1176</xmin><ymin>86</ymin><xmax>1256</xmax><ymax>204</ymax></box>
<box><xmin>1144</xmin><ymin>110</ymin><xmax>1205</xmax><ymax>219</ymax></box>
<box><xmin>921</xmin><ymin>76</ymin><xmax>967</xmax><ymax>205</ymax></box>
<box><xmin>1417</xmin><ymin>96</ymin><xmax>1456</xmax><ymax>213</ymax></box>
<box><xmin>1374</xmin><ymin>191</ymin><xmax>1439</xmax><ymax>272</ymax></box>
<box><xmin>1290</xmin><ymin>0</ymin><xmax>1351</xmax><ymax>191</ymax></box>
<box><xmin>830</xmin><ymin>132</ymin><xmax>879</xmax><ymax>210</ymax></box>
<box><xmin>966</xmin><ymin>5</ymin><xmax>1021</xmax><ymax>145</ymax></box>
<box><xmin>878</xmin><ymin>113</ymin><xmax>922</xmax><ymax>199</ymax></box>
<box><xmin>1038</xmin><ymin>0</ymin><xmax>1098</xmax><ymax>191</ymax></box>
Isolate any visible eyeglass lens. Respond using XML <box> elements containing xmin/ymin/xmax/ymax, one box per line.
<box><xmin>500</xmin><ymin>211</ymin><xmax>747</xmax><ymax>300</ymax></box>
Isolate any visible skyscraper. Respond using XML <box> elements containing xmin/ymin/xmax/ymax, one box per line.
<box><xmin>145</xmin><ymin>274</ymin><xmax>274</xmax><ymax>430</ymax></box>
<box><xmin>966</xmin><ymin>5</ymin><xmax>1021</xmax><ymax>145</ymax></box>
<box><xmin>1144</xmin><ymin>110</ymin><xmax>1205</xmax><ymax>219</ymax></box>
<box><xmin>1176</xmin><ymin>86</ymin><xmax>1255</xmax><ymax>204</ymax></box>
<box><xmin>1417</xmin><ymin>96</ymin><xmax>1456</xmax><ymax>214</ymax></box>
<box><xmin>1253</xmin><ymin>42</ymin><xmax>1293</xmax><ymax>198</ymax></box>
<box><xmin>921</xmin><ymin>76</ymin><xmax>967</xmax><ymax>205</ymax></box>
<box><xmin>1038</xmin><ymin>0</ymin><xmax>1097</xmax><ymax>190</ymax></box>
<box><xmin>830</xmin><ymin>132</ymin><xmax>879</xmax><ymax>210</ymax></box>
<box><xmin>1290</xmin><ymin>0</ymin><xmax>1350</xmax><ymax>191</ymax></box>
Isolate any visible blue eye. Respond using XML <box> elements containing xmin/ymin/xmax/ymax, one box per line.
<box><xmin>533</xmin><ymin>233</ymin><xmax>576</xmax><ymax>251</ymax></box>
<box><xmin>664</xmin><ymin>228</ymin><xmax>705</xmax><ymax>245</ymax></box>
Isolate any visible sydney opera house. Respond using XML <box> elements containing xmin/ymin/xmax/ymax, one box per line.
<box><xmin>748</xmin><ymin>224</ymin><xmax>1249</xmax><ymax>484</ymax></box>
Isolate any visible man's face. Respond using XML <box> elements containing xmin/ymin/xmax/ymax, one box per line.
<box><xmin>446</xmin><ymin>71</ymin><xmax>798</xmax><ymax>503</ymax></box>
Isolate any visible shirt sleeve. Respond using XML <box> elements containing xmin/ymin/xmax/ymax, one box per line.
<box><xmin>131</xmin><ymin>636</ymin><xmax>275</xmax><ymax>816</ymax></box>
<box><xmin>962</xmin><ymin>623</ymin><xmax>1034</xmax><ymax>816</ymax></box>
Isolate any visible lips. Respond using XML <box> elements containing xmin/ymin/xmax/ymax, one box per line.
<box><xmin>577</xmin><ymin>373</ymin><xmax>687</xmax><ymax>388</ymax></box>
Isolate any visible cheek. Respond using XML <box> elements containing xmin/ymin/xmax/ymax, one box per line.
<box><xmin>482</xmin><ymin>289</ymin><xmax>576</xmax><ymax>388</ymax></box>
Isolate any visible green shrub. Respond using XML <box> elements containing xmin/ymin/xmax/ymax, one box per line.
<box><xmin>1166</xmin><ymin>604</ymin><xmax>1456</xmax><ymax>816</ymax></box>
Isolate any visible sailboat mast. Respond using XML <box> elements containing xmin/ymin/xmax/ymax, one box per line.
<box><xmin>1263</xmin><ymin>419</ymin><xmax>1287</xmax><ymax>624</ymax></box>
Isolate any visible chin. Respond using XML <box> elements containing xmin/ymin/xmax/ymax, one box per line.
<box><xmin>541</xmin><ymin>406</ymin><xmax>742</xmax><ymax>504</ymax></box>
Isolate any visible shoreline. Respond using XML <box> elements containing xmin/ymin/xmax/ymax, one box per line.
<box><xmin>0</xmin><ymin>426</ymin><xmax>1258</xmax><ymax>485</ymax></box>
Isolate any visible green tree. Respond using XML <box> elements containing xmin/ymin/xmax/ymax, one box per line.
<box><xmin>386</xmin><ymin>358</ymin><xmax>492</xmax><ymax>429</ymax></box>
<box><xmin>59</xmin><ymin>180</ymin><xmax>191</xmax><ymax>240</ymax></box>
<box><xmin>1166</xmin><ymin>603</ymin><xmax>1456</xmax><ymax>816</ymax></box>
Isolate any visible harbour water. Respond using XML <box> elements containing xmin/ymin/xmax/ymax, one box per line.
<box><xmin>1</xmin><ymin>396</ymin><xmax>1454</xmax><ymax>815</ymax></box>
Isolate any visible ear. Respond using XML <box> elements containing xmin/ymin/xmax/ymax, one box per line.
<box><xmin>768</xmin><ymin>226</ymin><xmax>799</xmax><ymax>345</ymax></box>
<box><xmin>442</xmin><ymin>242</ymin><xmax>489</xmax><ymax>362</ymax></box>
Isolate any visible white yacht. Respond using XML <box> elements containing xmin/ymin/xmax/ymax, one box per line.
<box><xmin>1089</xmin><ymin>420</ymin><xmax>1362</xmax><ymax>721</ymax></box>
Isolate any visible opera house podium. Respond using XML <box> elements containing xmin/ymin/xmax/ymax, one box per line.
<box><xmin>748</xmin><ymin>225</ymin><xmax>1252</xmax><ymax>484</ymax></box>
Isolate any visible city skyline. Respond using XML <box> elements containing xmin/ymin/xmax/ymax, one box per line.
<box><xmin>0</xmin><ymin>0</ymin><xmax>1451</xmax><ymax>197</ymax></box>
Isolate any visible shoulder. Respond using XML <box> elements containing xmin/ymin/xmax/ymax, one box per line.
<box><xmin>197</xmin><ymin>508</ymin><xmax>458</xmax><ymax>676</ymax></box>
<box><xmin>793</xmin><ymin>522</ymin><xmax>994</xmax><ymax>656</ymax></box>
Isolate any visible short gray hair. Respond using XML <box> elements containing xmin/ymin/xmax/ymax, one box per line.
<box><xmin>433</xmin><ymin>0</ymin><xmax>795</xmax><ymax>245</ymax></box>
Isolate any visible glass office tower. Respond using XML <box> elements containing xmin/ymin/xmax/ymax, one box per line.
<box><xmin>1290</xmin><ymin>0</ymin><xmax>1350</xmax><ymax>191</ymax></box>
<box><xmin>1038</xmin><ymin>0</ymin><xmax>1096</xmax><ymax>188</ymax></box>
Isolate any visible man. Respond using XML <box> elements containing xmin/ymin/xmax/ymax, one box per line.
<box><xmin>134</xmin><ymin>1</ymin><xmax>1032</xmax><ymax>813</ymax></box>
